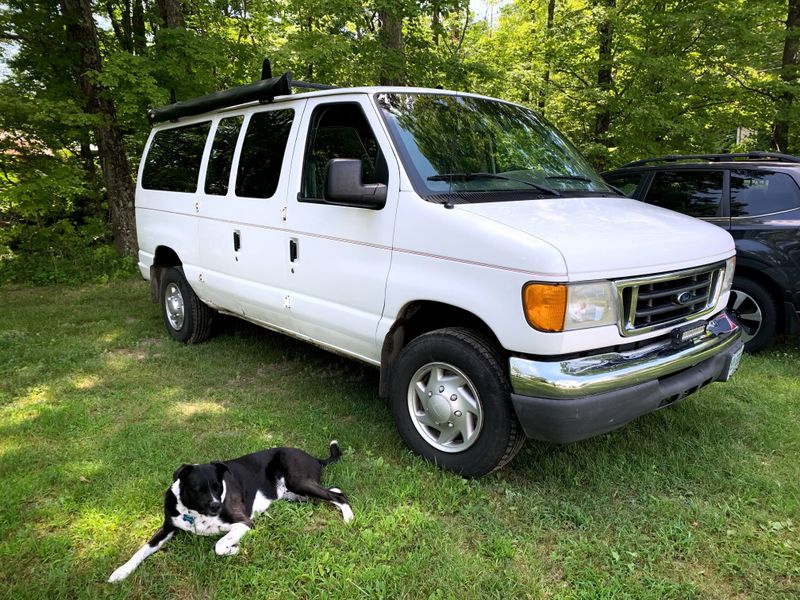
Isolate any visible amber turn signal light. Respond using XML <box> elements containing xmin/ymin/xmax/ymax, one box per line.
<box><xmin>523</xmin><ymin>283</ymin><xmax>567</xmax><ymax>332</ymax></box>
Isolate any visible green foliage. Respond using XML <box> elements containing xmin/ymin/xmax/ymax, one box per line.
<box><xmin>0</xmin><ymin>219</ymin><xmax>136</xmax><ymax>286</ymax></box>
<box><xmin>0</xmin><ymin>0</ymin><xmax>797</xmax><ymax>284</ymax></box>
<box><xmin>469</xmin><ymin>0</ymin><xmax>794</xmax><ymax>167</ymax></box>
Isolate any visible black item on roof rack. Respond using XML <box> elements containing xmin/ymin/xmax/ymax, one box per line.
<box><xmin>148</xmin><ymin>61</ymin><xmax>337</xmax><ymax>124</ymax></box>
<box><xmin>619</xmin><ymin>151</ymin><xmax>800</xmax><ymax>168</ymax></box>
<box><xmin>148</xmin><ymin>73</ymin><xmax>292</xmax><ymax>123</ymax></box>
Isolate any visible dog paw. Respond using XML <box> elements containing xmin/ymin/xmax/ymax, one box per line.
<box><xmin>215</xmin><ymin>539</ymin><xmax>240</xmax><ymax>556</ymax></box>
<box><xmin>336</xmin><ymin>502</ymin><xmax>354</xmax><ymax>523</ymax></box>
<box><xmin>108</xmin><ymin>566</ymin><xmax>131</xmax><ymax>583</ymax></box>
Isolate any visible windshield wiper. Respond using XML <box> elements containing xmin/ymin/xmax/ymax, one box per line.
<box><xmin>547</xmin><ymin>174</ymin><xmax>623</xmax><ymax>196</ymax></box>
<box><xmin>546</xmin><ymin>175</ymin><xmax>592</xmax><ymax>182</ymax></box>
<box><xmin>428</xmin><ymin>172</ymin><xmax>560</xmax><ymax>196</ymax></box>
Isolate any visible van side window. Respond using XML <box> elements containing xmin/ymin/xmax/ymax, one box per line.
<box><xmin>142</xmin><ymin>121</ymin><xmax>211</xmax><ymax>192</ymax></box>
<box><xmin>205</xmin><ymin>116</ymin><xmax>244</xmax><ymax>195</ymax></box>
<box><xmin>235</xmin><ymin>109</ymin><xmax>294</xmax><ymax>199</ymax></box>
<box><xmin>300</xmin><ymin>103</ymin><xmax>388</xmax><ymax>201</ymax></box>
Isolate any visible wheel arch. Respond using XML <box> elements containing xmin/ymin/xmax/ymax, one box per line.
<box><xmin>378</xmin><ymin>300</ymin><xmax>504</xmax><ymax>399</ymax></box>
<box><xmin>148</xmin><ymin>246</ymin><xmax>183</xmax><ymax>303</ymax></box>
<box><xmin>732</xmin><ymin>263</ymin><xmax>785</xmax><ymax>332</ymax></box>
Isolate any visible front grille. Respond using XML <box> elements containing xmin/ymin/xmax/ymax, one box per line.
<box><xmin>618</xmin><ymin>263</ymin><xmax>724</xmax><ymax>335</ymax></box>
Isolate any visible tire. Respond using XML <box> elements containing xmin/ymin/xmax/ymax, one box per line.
<box><xmin>159</xmin><ymin>267</ymin><xmax>213</xmax><ymax>344</ymax></box>
<box><xmin>389</xmin><ymin>327</ymin><xmax>525</xmax><ymax>478</ymax></box>
<box><xmin>727</xmin><ymin>276</ymin><xmax>777</xmax><ymax>353</ymax></box>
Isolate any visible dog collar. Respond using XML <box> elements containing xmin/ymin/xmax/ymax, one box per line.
<box><xmin>182</xmin><ymin>514</ymin><xmax>195</xmax><ymax>525</ymax></box>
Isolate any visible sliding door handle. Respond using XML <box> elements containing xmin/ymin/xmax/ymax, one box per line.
<box><xmin>233</xmin><ymin>230</ymin><xmax>241</xmax><ymax>252</ymax></box>
<box><xmin>289</xmin><ymin>238</ymin><xmax>298</xmax><ymax>262</ymax></box>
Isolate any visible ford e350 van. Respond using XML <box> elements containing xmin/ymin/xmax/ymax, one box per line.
<box><xmin>136</xmin><ymin>70</ymin><xmax>744</xmax><ymax>476</ymax></box>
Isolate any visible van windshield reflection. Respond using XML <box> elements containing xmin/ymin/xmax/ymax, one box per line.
<box><xmin>376</xmin><ymin>93</ymin><xmax>615</xmax><ymax>199</ymax></box>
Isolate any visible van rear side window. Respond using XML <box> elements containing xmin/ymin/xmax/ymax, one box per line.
<box><xmin>205</xmin><ymin>116</ymin><xmax>244</xmax><ymax>196</ymax></box>
<box><xmin>142</xmin><ymin>122</ymin><xmax>211</xmax><ymax>192</ymax></box>
<box><xmin>236</xmin><ymin>109</ymin><xmax>294</xmax><ymax>199</ymax></box>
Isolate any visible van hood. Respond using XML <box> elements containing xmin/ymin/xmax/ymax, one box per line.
<box><xmin>455</xmin><ymin>196</ymin><xmax>735</xmax><ymax>280</ymax></box>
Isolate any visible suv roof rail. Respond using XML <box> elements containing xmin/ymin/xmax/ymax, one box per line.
<box><xmin>148</xmin><ymin>59</ymin><xmax>337</xmax><ymax>124</ymax></box>
<box><xmin>619</xmin><ymin>152</ymin><xmax>800</xmax><ymax>168</ymax></box>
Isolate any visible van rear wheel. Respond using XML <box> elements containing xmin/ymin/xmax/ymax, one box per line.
<box><xmin>389</xmin><ymin>327</ymin><xmax>524</xmax><ymax>477</ymax></box>
<box><xmin>159</xmin><ymin>267</ymin><xmax>213</xmax><ymax>344</ymax></box>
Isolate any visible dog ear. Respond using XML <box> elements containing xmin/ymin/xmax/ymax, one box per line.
<box><xmin>172</xmin><ymin>463</ymin><xmax>193</xmax><ymax>482</ymax></box>
<box><xmin>213</xmin><ymin>461</ymin><xmax>229</xmax><ymax>480</ymax></box>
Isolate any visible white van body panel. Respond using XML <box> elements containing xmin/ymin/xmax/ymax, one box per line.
<box><xmin>194</xmin><ymin>102</ymin><xmax>307</xmax><ymax>330</ymax></box>
<box><xmin>282</xmin><ymin>94</ymin><xmax>401</xmax><ymax>363</ymax></box>
<box><xmin>457</xmin><ymin>197</ymin><xmax>735</xmax><ymax>280</ymax></box>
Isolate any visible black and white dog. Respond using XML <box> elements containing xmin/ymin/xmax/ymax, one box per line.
<box><xmin>108</xmin><ymin>440</ymin><xmax>352</xmax><ymax>583</ymax></box>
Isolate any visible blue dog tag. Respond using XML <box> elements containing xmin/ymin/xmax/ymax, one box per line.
<box><xmin>182</xmin><ymin>514</ymin><xmax>195</xmax><ymax>525</ymax></box>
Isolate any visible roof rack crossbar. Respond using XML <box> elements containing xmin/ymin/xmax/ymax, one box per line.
<box><xmin>148</xmin><ymin>62</ymin><xmax>338</xmax><ymax>124</ymax></box>
<box><xmin>290</xmin><ymin>80</ymin><xmax>338</xmax><ymax>90</ymax></box>
<box><xmin>620</xmin><ymin>152</ymin><xmax>800</xmax><ymax>168</ymax></box>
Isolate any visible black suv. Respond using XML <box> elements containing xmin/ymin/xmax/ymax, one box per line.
<box><xmin>603</xmin><ymin>152</ymin><xmax>800</xmax><ymax>352</ymax></box>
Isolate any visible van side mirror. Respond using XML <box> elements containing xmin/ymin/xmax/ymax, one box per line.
<box><xmin>325</xmin><ymin>159</ymin><xmax>387</xmax><ymax>209</ymax></box>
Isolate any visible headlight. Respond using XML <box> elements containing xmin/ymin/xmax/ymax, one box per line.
<box><xmin>720</xmin><ymin>256</ymin><xmax>736</xmax><ymax>296</ymax></box>
<box><xmin>523</xmin><ymin>281</ymin><xmax>618</xmax><ymax>332</ymax></box>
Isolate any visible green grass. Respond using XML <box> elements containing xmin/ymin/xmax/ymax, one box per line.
<box><xmin>1</xmin><ymin>279</ymin><xmax>798</xmax><ymax>599</ymax></box>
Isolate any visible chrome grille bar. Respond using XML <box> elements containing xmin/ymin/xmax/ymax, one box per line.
<box><xmin>616</xmin><ymin>263</ymin><xmax>725</xmax><ymax>336</ymax></box>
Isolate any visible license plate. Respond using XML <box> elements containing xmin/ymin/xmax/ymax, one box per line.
<box><xmin>721</xmin><ymin>345</ymin><xmax>744</xmax><ymax>381</ymax></box>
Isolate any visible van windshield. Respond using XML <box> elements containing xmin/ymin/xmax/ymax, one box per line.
<box><xmin>376</xmin><ymin>93</ymin><xmax>615</xmax><ymax>200</ymax></box>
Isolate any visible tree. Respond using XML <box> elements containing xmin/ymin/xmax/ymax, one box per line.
<box><xmin>61</xmin><ymin>0</ymin><xmax>138</xmax><ymax>256</ymax></box>
<box><xmin>772</xmin><ymin>0</ymin><xmax>800</xmax><ymax>152</ymax></box>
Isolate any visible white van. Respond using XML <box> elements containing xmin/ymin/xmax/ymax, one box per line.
<box><xmin>136</xmin><ymin>72</ymin><xmax>743</xmax><ymax>476</ymax></box>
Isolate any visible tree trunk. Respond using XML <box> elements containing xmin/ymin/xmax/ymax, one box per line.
<box><xmin>156</xmin><ymin>0</ymin><xmax>185</xmax><ymax>29</ymax></box>
<box><xmin>432</xmin><ymin>2</ymin><xmax>440</xmax><ymax>46</ymax></box>
<box><xmin>538</xmin><ymin>0</ymin><xmax>556</xmax><ymax>111</ymax></box>
<box><xmin>379</xmin><ymin>7</ymin><xmax>405</xmax><ymax>86</ymax></box>
<box><xmin>594</xmin><ymin>0</ymin><xmax>615</xmax><ymax>168</ymax></box>
<box><xmin>62</xmin><ymin>0</ymin><xmax>138</xmax><ymax>257</ymax></box>
<box><xmin>105</xmin><ymin>1</ymin><xmax>133</xmax><ymax>52</ymax></box>
<box><xmin>132</xmin><ymin>0</ymin><xmax>147</xmax><ymax>55</ymax></box>
<box><xmin>772</xmin><ymin>0</ymin><xmax>800</xmax><ymax>153</ymax></box>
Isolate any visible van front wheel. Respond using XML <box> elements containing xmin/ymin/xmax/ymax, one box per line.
<box><xmin>159</xmin><ymin>267</ymin><xmax>213</xmax><ymax>344</ymax></box>
<box><xmin>389</xmin><ymin>328</ymin><xmax>524</xmax><ymax>477</ymax></box>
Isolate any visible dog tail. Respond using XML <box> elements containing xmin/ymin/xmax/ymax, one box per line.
<box><xmin>319</xmin><ymin>440</ymin><xmax>342</xmax><ymax>466</ymax></box>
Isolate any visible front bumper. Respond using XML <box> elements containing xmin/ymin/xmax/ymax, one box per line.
<box><xmin>509</xmin><ymin>311</ymin><xmax>743</xmax><ymax>443</ymax></box>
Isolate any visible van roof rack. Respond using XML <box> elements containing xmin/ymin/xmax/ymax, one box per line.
<box><xmin>619</xmin><ymin>152</ymin><xmax>800</xmax><ymax>168</ymax></box>
<box><xmin>148</xmin><ymin>59</ymin><xmax>337</xmax><ymax>124</ymax></box>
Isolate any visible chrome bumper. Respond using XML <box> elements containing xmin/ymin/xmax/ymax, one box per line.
<box><xmin>510</xmin><ymin>311</ymin><xmax>742</xmax><ymax>400</ymax></box>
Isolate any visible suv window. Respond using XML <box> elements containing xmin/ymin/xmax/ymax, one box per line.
<box><xmin>730</xmin><ymin>170</ymin><xmax>800</xmax><ymax>217</ymax></box>
<box><xmin>604</xmin><ymin>173</ymin><xmax>643</xmax><ymax>197</ymax></box>
<box><xmin>301</xmin><ymin>103</ymin><xmax>387</xmax><ymax>201</ymax></box>
<box><xmin>645</xmin><ymin>170</ymin><xmax>723</xmax><ymax>217</ymax></box>
<box><xmin>235</xmin><ymin>109</ymin><xmax>294</xmax><ymax>199</ymax></box>
<box><xmin>205</xmin><ymin>116</ymin><xmax>244</xmax><ymax>196</ymax></box>
<box><xmin>142</xmin><ymin>121</ymin><xmax>211</xmax><ymax>193</ymax></box>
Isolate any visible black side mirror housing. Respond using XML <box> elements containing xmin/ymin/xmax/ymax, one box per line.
<box><xmin>325</xmin><ymin>159</ymin><xmax>387</xmax><ymax>209</ymax></box>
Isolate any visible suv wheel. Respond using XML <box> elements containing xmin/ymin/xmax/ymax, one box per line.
<box><xmin>728</xmin><ymin>277</ymin><xmax>777</xmax><ymax>353</ymax></box>
<box><xmin>159</xmin><ymin>267</ymin><xmax>213</xmax><ymax>344</ymax></box>
<box><xmin>389</xmin><ymin>327</ymin><xmax>525</xmax><ymax>477</ymax></box>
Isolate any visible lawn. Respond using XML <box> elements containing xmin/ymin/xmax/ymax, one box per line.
<box><xmin>1</xmin><ymin>279</ymin><xmax>798</xmax><ymax>599</ymax></box>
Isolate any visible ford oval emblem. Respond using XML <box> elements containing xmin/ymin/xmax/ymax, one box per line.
<box><xmin>674</xmin><ymin>292</ymin><xmax>694</xmax><ymax>305</ymax></box>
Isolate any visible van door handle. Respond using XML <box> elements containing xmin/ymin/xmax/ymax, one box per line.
<box><xmin>289</xmin><ymin>238</ymin><xmax>298</xmax><ymax>262</ymax></box>
<box><xmin>233</xmin><ymin>230</ymin><xmax>241</xmax><ymax>252</ymax></box>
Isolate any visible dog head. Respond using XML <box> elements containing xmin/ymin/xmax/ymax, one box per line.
<box><xmin>172</xmin><ymin>462</ymin><xmax>229</xmax><ymax>516</ymax></box>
